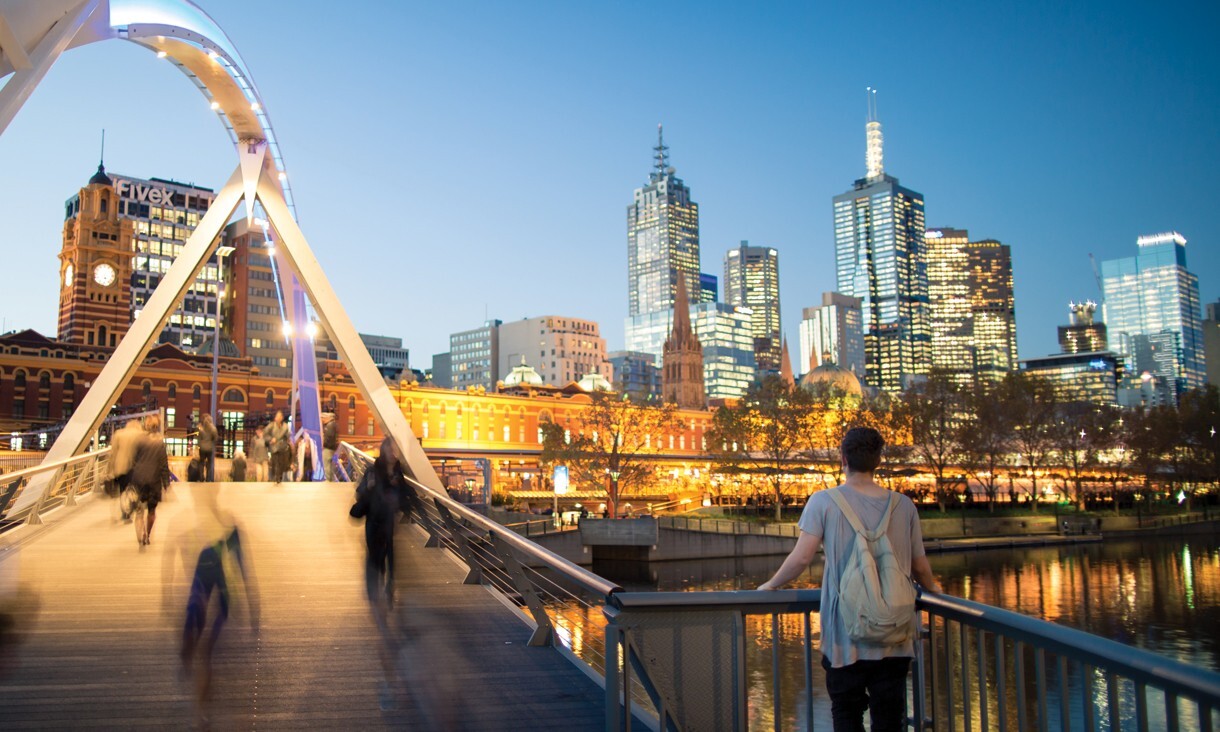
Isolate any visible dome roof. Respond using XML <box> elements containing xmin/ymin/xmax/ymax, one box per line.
<box><xmin>577</xmin><ymin>372</ymin><xmax>613</xmax><ymax>392</ymax></box>
<box><xmin>88</xmin><ymin>162</ymin><xmax>113</xmax><ymax>187</ymax></box>
<box><xmin>197</xmin><ymin>334</ymin><xmax>241</xmax><ymax>359</ymax></box>
<box><xmin>799</xmin><ymin>353</ymin><xmax>863</xmax><ymax>396</ymax></box>
<box><xmin>503</xmin><ymin>358</ymin><xmax>543</xmax><ymax>387</ymax></box>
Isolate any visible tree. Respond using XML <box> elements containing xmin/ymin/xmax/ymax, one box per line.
<box><xmin>1002</xmin><ymin>372</ymin><xmax>1059</xmax><ymax>513</ymax></box>
<box><xmin>1125</xmin><ymin>404</ymin><xmax>1176</xmax><ymax>500</ymax></box>
<box><xmin>706</xmin><ymin>375</ymin><xmax>812</xmax><ymax>520</ymax></box>
<box><xmin>539</xmin><ymin>392</ymin><xmax>679</xmax><ymax>518</ymax></box>
<box><xmin>956</xmin><ymin>382</ymin><xmax>1012</xmax><ymax>512</ymax></box>
<box><xmin>1048</xmin><ymin>403</ymin><xmax>1116</xmax><ymax>510</ymax></box>
<box><xmin>893</xmin><ymin>372</ymin><xmax>964</xmax><ymax>512</ymax></box>
<box><xmin>1177</xmin><ymin>386</ymin><xmax>1220</xmax><ymax>509</ymax></box>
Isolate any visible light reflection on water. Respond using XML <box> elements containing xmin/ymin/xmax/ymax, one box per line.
<box><xmin>545</xmin><ymin>537</ymin><xmax>1220</xmax><ymax>730</ymax></box>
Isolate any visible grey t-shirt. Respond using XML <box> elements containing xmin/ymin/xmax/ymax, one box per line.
<box><xmin>797</xmin><ymin>485</ymin><xmax>925</xmax><ymax>667</ymax></box>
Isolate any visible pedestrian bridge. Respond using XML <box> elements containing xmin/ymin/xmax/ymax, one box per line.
<box><xmin>1</xmin><ymin>446</ymin><xmax>1218</xmax><ymax>731</ymax></box>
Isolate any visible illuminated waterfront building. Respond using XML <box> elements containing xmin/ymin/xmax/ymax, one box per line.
<box><xmin>924</xmin><ymin>228</ymin><xmax>1017</xmax><ymax>385</ymax></box>
<box><xmin>723</xmin><ymin>242</ymin><xmax>782</xmax><ymax>372</ymax></box>
<box><xmin>798</xmin><ymin>292</ymin><xmax>864</xmax><ymax>379</ymax></box>
<box><xmin>497</xmin><ymin>316</ymin><xmax>613</xmax><ymax>387</ymax></box>
<box><xmin>833</xmin><ymin>97</ymin><xmax>929</xmax><ymax>391</ymax></box>
<box><xmin>1100</xmin><ymin>232</ymin><xmax>1205</xmax><ymax>403</ymax></box>
<box><xmin>1059</xmin><ymin>301</ymin><xmax>1108</xmax><ymax>354</ymax></box>
<box><xmin>450</xmin><ymin>320</ymin><xmax>501</xmax><ymax>391</ymax></box>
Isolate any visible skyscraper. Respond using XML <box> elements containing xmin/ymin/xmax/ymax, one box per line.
<box><xmin>723</xmin><ymin>242</ymin><xmax>781</xmax><ymax>372</ymax></box>
<box><xmin>966</xmin><ymin>238</ymin><xmax>1018</xmax><ymax>382</ymax></box>
<box><xmin>1101</xmin><ymin>232</ymin><xmax>1205</xmax><ymax>402</ymax></box>
<box><xmin>833</xmin><ymin>94</ymin><xmax>929</xmax><ymax>391</ymax></box>
<box><xmin>798</xmin><ymin>292</ymin><xmax>865</xmax><ymax>378</ymax></box>
<box><xmin>1059</xmin><ymin>301</ymin><xmax>1108</xmax><ymax>354</ymax></box>
<box><xmin>626</xmin><ymin>126</ymin><xmax>700</xmax><ymax>319</ymax></box>
<box><xmin>1204</xmin><ymin>301</ymin><xmax>1220</xmax><ymax>388</ymax></box>
<box><xmin>450</xmin><ymin>320</ymin><xmax>501</xmax><ymax>391</ymax></box>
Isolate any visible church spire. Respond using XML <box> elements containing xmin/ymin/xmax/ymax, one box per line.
<box><xmin>779</xmin><ymin>337</ymin><xmax>794</xmax><ymax>387</ymax></box>
<box><xmin>865</xmin><ymin>87</ymin><xmax>883</xmax><ymax>179</ymax></box>
<box><xmin>662</xmin><ymin>271</ymin><xmax>705</xmax><ymax>409</ymax></box>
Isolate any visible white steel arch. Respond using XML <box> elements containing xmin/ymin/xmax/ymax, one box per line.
<box><xmin>0</xmin><ymin>0</ymin><xmax>441</xmax><ymax>515</ymax></box>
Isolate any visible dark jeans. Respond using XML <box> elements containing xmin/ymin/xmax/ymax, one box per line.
<box><xmin>822</xmin><ymin>656</ymin><xmax>911</xmax><ymax>732</ymax></box>
<box><xmin>200</xmin><ymin>448</ymin><xmax>215</xmax><ymax>482</ymax></box>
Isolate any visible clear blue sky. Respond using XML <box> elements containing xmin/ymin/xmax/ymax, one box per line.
<box><xmin>1</xmin><ymin>0</ymin><xmax>1217</xmax><ymax>368</ymax></box>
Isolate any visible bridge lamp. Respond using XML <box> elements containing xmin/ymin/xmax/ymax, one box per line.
<box><xmin>281</xmin><ymin>322</ymin><xmax>293</xmax><ymax>337</ymax></box>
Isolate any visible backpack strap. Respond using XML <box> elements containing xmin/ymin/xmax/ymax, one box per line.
<box><xmin>828</xmin><ymin>487</ymin><xmax>900</xmax><ymax>542</ymax></box>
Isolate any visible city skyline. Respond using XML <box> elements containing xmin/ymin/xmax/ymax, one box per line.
<box><xmin>1</xmin><ymin>0</ymin><xmax>1217</xmax><ymax>369</ymax></box>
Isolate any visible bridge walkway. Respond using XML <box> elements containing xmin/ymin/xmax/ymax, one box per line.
<box><xmin>0</xmin><ymin>482</ymin><xmax>608</xmax><ymax>729</ymax></box>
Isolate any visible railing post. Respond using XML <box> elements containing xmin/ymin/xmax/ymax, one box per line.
<box><xmin>411</xmin><ymin>492</ymin><xmax>441</xmax><ymax>547</ymax></box>
<box><xmin>63</xmin><ymin>457</ymin><xmax>96</xmax><ymax>507</ymax></box>
<box><xmin>491</xmin><ymin>532</ymin><xmax>554</xmax><ymax>647</ymax></box>
<box><xmin>24</xmin><ymin>466</ymin><xmax>66</xmax><ymax>526</ymax></box>
<box><xmin>435</xmin><ymin>500</ymin><xmax>483</xmax><ymax>585</ymax></box>
<box><xmin>605</xmin><ymin>607</ymin><xmax>622</xmax><ymax>732</ymax></box>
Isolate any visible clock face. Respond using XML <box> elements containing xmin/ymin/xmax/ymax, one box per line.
<box><xmin>63</xmin><ymin>264</ymin><xmax>74</xmax><ymax>288</ymax></box>
<box><xmin>93</xmin><ymin>263</ymin><xmax>117</xmax><ymax>287</ymax></box>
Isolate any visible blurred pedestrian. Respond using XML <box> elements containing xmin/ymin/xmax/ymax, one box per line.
<box><xmin>248</xmin><ymin>426</ymin><xmax>268</xmax><ymax>482</ymax></box>
<box><xmin>108</xmin><ymin>419</ymin><xmax>145</xmax><ymax>521</ymax></box>
<box><xmin>295</xmin><ymin>433</ymin><xmax>316</xmax><ymax>482</ymax></box>
<box><xmin>186</xmin><ymin>446</ymin><xmax>203</xmax><ymax>483</ymax></box>
<box><xmin>163</xmin><ymin>485</ymin><xmax>260</xmax><ymax>717</ymax></box>
<box><xmin>130</xmin><ymin>414</ymin><xmax>171</xmax><ymax>547</ymax></box>
<box><xmin>350</xmin><ymin>437</ymin><xmax>415</xmax><ymax>706</ymax></box>
<box><xmin>197</xmin><ymin>414</ymin><xmax>219</xmax><ymax>482</ymax></box>
<box><xmin>230</xmin><ymin>450</ymin><xmax>247</xmax><ymax>482</ymax></box>
<box><xmin>265</xmin><ymin>411</ymin><xmax>290</xmax><ymax>484</ymax></box>
<box><xmin>322</xmin><ymin>412</ymin><xmax>338</xmax><ymax>481</ymax></box>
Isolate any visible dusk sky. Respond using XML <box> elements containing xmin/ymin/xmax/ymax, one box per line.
<box><xmin>1</xmin><ymin>0</ymin><xmax>1217</xmax><ymax>369</ymax></box>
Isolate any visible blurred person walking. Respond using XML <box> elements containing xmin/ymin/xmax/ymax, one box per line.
<box><xmin>130</xmin><ymin>414</ymin><xmax>171</xmax><ymax>547</ymax></box>
<box><xmin>163</xmin><ymin>485</ymin><xmax>260</xmax><ymax>717</ymax></box>
<box><xmin>229</xmin><ymin>449</ymin><xmax>247</xmax><ymax>482</ymax></box>
<box><xmin>197</xmin><ymin>413</ymin><xmax>219</xmax><ymax>482</ymax></box>
<box><xmin>248</xmin><ymin>426</ymin><xmax>268</xmax><ymax>482</ymax></box>
<box><xmin>322</xmin><ymin>412</ymin><xmax>338</xmax><ymax>481</ymax></box>
<box><xmin>108</xmin><ymin>418</ymin><xmax>144</xmax><ymax>521</ymax></box>
<box><xmin>265</xmin><ymin>411</ymin><xmax>290</xmax><ymax>484</ymax></box>
<box><xmin>349</xmin><ymin>436</ymin><xmax>415</xmax><ymax>708</ymax></box>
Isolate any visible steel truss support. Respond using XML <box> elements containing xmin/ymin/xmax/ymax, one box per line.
<box><xmin>10</xmin><ymin>140</ymin><xmax>440</xmax><ymax>514</ymax></box>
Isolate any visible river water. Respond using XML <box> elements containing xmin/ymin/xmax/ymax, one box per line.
<box><xmin>547</xmin><ymin>536</ymin><xmax>1220</xmax><ymax>730</ymax></box>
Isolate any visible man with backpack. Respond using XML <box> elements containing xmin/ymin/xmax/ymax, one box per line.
<box><xmin>759</xmin><ymin>426</ymin><xmax>939</xmax><ymax>732</ymax></box>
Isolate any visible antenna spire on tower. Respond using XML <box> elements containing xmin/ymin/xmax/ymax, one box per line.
<box><xmin>99</xmin><ymin>129</ymin><xmax>105</xmax><ymax>166</ymax></box>
<box><xmin>865</xmin><ymin>87</ymin><xmax>884</xmax><ymax>178</ymax></box>
<box><xmin>653</xmin><ymin>123</ymin><xmax>670</xmax><ymax>177</ymax></box>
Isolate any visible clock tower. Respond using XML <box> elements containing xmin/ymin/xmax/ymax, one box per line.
<box><xmin>58</xmin><ymin>162</ymin><xmax>135</xmax><ymax>348</ymax></box>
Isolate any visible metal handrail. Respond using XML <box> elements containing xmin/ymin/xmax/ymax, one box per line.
<box><xmin>657</xmin><ymin>514</ymin><xmax>802</xmax><ymax>539</ymax></box>
<box><xmin>337</xmin><ymin>443</ymin><xmax>619</xmax><ymax>599</ymax></box>
<box><xmin>603</xmin><ymin>587</ymin><xmax>1220</xmax><ymax>731</ymax></box>
<box><xmin>0</xmin><ymin>448</ymin><xmax>112</xmax><ymax>528</ymax></box>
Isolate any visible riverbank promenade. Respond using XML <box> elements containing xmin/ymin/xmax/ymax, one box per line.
<box><xmin>0</xmin><ymin>483</ymin><xmax>608</xmax><ymax>730</ymax></box>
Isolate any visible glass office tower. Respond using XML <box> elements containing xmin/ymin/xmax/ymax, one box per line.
<box><xmin>832</xmin><ymin>112</ymin><xmax>929</xmax><ymax>391</ymax></box>
<box><xmin>1101</xmin><ymin>232</ymin><xmax>1205</xmax><ymax>402</ymax></box>
<box><xmin>723</xmin><ymin>242</ymin><xmax>782</xmax><ymax>372</ymax></box>
<box><xmin>626</xmin><ymin>126</ymin><xmax>700</xmax><ymax>319</ymax></box>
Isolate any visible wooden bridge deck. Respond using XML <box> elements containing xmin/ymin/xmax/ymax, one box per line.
<box><xmin>0</xmin><ymin>483</ymin><xmax>609</xmax><ymax>730</ymax></box>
